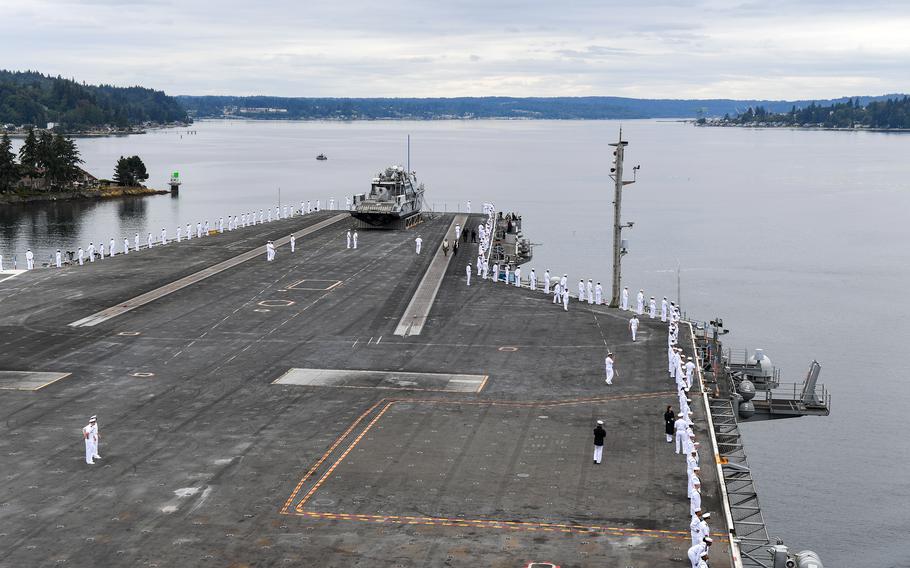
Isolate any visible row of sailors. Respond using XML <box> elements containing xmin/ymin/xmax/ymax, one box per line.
<box><xmin>665</xmin><ymin>313</ymin><xmax>713</xmax><ymax>567</ymax></box>
<box><xmin>463</xmin><ymin>261</ymin><xmax>677</xmax><ymax>319</ymax></box>
<box><xmin>10</xmin><ymin>201</ymin><xmax>333</xmax><ymax>270</ymax></box>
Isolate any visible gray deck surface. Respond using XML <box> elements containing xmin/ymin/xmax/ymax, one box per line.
<box><xmin>0</xmin><ymin>212</ymin><xmax>727</xmax><ymax>567</ymax></box>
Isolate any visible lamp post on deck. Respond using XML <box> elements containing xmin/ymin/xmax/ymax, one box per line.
<box><xmin>608</xmin><ymin>129</ymin><xmax>640</xmax><ymax>308</ymax></box>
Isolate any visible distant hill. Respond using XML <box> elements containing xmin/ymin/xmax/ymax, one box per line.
<box><xmin>176</xmin><ymin>94</ymin><xmax>908</xmax><ymax>121</ymax></box>
<box><xmin>0</xmin><ymin>70</ymin><xmax>189</xmax><ymax>130</ymax></box>
<box><xmin>708</xmin><ymin>96</ymin><xmax>910</xmax><ymax>129</ymax></box>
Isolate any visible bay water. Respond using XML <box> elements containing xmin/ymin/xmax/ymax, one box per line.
<box><xmin>2</xmin><ymin>119</ymin><xmax>908</xmax><ymax>565</ymax></box>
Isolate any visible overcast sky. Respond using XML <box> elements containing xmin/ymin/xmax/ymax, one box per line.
<box><xmin>2</xmin><ymin>0</ymin><xmax>909</xmax><ymax>99</ymax></box>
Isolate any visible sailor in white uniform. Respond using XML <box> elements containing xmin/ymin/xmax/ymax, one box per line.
<box><xmin>98</xmin><ymin>242</ymin><xmax>105</xmax><ymax>259</ymax></box>
<box><xmin>25</xmin><ymin>249</ymin><xmax>35</xmax><ymax>269</ymax></box>
<box><xmin>685</xmin><ymin>357</ymin><xmax>697</xmax><ymax>389</ymax></box>
<box><xmin>529</xmin><ymin>269</ymin><xmax>537</xmax><ymax>291</ymax></box>
<box><xmin>415</xmin><ymin>236</ymin><xmax>422</xmax><ymax>254</ymax></box>
<box><xmin>578</xmin><ymin>280</ymin><xmax>585</xmax><ymax>303</ymax></box>
<box><xmin>466</xmin><ymin>264</ymin><xmax>472</xmax><ymax>286</ymax></box>
<box><xmin>504</xmin><ymin>264</ymin><xmax>510</xmax><ymax>284</ymax></box>
<box><xmin>562</xmin><ymin>287</ymin><xmax>569</xmax><ymax>311</ymax></box>
<box><xmin>265</xmin><ymin>241</ymin><xmax>275</xmax><ymax>261</ymax></box>
<box><xmin>560</xmin><ymin>274</ymin><xmax>568</xmax><ymax>291</ymax></box>
<box><xmin>347</xmin><ymin>230</ymin><xmax>352</xmax><ymax>249</ymax></box>
<box><xmin>621</xmin><ymin>286</ymin><xmax>629</xmax><ymax>310</ymax></box>
<box><xmin>352</xmin><ymin>231</ymin><xmax>358</xmax><ymax>249</ymax></box>
<box><xmin>674</xmin><ymin>415</ymin><xmax>689</xmax><ymax>454</ymax></box>
<box><xmin>553</xmin><ymin>282</ymin><xmax>562</xmax><ymax>304</ymax></box>
<box><xmin>290</xmin><ymin>234</ymin><xmax>296</xmax><ymax>253</ymax></box>
<box><xmin>649</xmin><ymin>296</ymin><xmax>657</xmax><ymax>318</ymax></box>
<box><xmin>543</xmin><ymin>270</ymin><xmax>551</xmax><ymax>294</ymax></box>
<box><xmin>203</xmin><ymin>220</ymin><xmax>210</xmax><ymax>234</ymax></box>
<box><xmin>77</xmin><ymin>247</ymin><xmax>84</xmax><ymax>266</ymax></box>
<box><xmin>55</xmin><ymin>249</ymin><xmax>62</xmax><ymax>268</ymax></box>
<box><xmin>636</xmin><ymin>289</ymin><xmax>644</xmax><ymax>315</ymax></box>
<box><xmin>604</xmin><ymin>352</ymin><xmax>615</xmax><ymax>384</ymax></box>
<box><xmin>147</xmin><ymin>233</ymin><xmax>153</xmax><ymax>249</ymax></box>
<box><xmin>492</xmin><ymin>263</ymin><xmax>499</xmax><ymax>283</ymax></box>
<box><xmin>513</xmin><ymin>266</ymin><xmax>521</xmax><ymax>287</ymax></box>
<box><xmin>595</xmin><ymin>282</ymin><xmax>603</xmax><ymax>305</ymax></box>
<box><xmin>110</xmin><ymin>237</ymin><xmax>116</xmax><ymax>256</ymax></box>
<box><xmin>176</xmin><ymin>225</ymin><xmax>182</xmax><ymax>242</ymax></box>
<box><xmin>123</xmin><ymin>237</ymin><xmax>130</xmax><ymax>254</ymax></box>
<box><xmin>629</xmin><ymin>315</ymin><xmax>640</xmax><ymax>341</ymax></box>
<box><xmin>83</xmin><ymin>415</ymin><xmax>99</xmax><ymax>464</ymax></box>
<box><xmin>87</xmin><ymin>242</ymin><xmax>95</xmax><ymax>262</ymax></box>
<box><xmin>661</xmin><ymin>297</ymin><xmax>669</xmax><ymax>322</ymax></box>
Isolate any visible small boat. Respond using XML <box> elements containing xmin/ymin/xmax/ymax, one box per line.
<box><xmin>316</xmin><ymin>154</ymin><xmax>328</xmax><ymax>161</ymax></box>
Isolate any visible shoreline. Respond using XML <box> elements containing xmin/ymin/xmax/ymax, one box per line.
<box><xmin>693</xmin><ymin>121</ymin><xmax>910</xmax><ymax>133</ymax></box>
<box><xmin>0</xmin><ymin>186</ymin><xmax>169</xmax><ymax>205</ymax></box>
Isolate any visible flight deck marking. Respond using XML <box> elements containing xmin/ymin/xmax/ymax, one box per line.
<box><xmin>0</xmin><ymin>371</ymin><xmax>72</xmax><ymax>391</ymax></box>
<box><xmin>282</xmin><ymin>391</ymin><xmax>683</xmax><ymax>540</ymax></box>
<box><xmin>272</xmin><ymin>369</ymin><xmax>488</xmax><ymax>393</ymax></box>
<box><xmin>257</xmin><ymin>300</ymin><xmax>295</xmax><ymax>307</ymax></box>
<box><xmin>287</xmin><ymin>279</ymin><xmax>342</xmax><ymax>291</ymax></box>
<box><xmin>67</xmin><ymin>213</ymin><xmax>348</xmax><ymax>327</ymax></box>
<box><xmin>393</xmin><ymin>214</ymin><xmax>469</xmax><ymax>336</ymax></box>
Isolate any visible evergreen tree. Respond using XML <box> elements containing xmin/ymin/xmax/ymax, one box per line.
<box><xmin>113</xmin><ymin>155</ymin><xmax>148</xmax><ymax>187</ymax></box>
<box><xmin>18</xmin><ymin>128</ymin><xmax>39</xmax><ymax>176</ymax></box>
<box><xmin>47</xmin><ymin>133</ymin><xmax>82</xmax><ymax>188</ymax></box>
<box><xmin>0</xmin><ymin>133</ymin><xmax>18</xmax><ymax>193</ymax></box>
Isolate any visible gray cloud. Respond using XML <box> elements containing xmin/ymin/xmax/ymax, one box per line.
<box><xmin>1</xmin><ymin>0</ymin><xmax>909</xmax><ymax>98</ymax></box>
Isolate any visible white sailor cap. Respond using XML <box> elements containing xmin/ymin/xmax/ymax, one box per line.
<box><xmin>89</xmin><ymin>415</ymin><xmax>97</xmax><ymax>422</ymax></box>
<box><xmin>597</xmin><ymin>420</ymin><xmax>604</xmax><ymax>425</ymax></box>
<box><xmin>687</xmin><ymin>356</ymin><xmax>693</xmax><ymax>360</ymax></box>
<box><xmin>704</xmin><ymin>537</ymin><xmax>713</xmax><ymax>544</ymax></box>
<box><xmin>694</xmin><ymin>442</ymin><xmax>701</xmax><ymax>447</ymax></box>
<box><xmin>702</xmin><ymin>512</ymin><xmax>711</xmax><ymax>519</ymax></box>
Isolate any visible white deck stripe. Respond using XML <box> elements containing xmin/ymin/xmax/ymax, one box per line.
<box><xmin>68</xmin><ymin>214</ymin><xmax>348</xmax><ymax>328</ymax></box>
<box><xmin>394</xmin><ymin>214</ymin><xmax>468</xmax><ymax>336</ymax></box>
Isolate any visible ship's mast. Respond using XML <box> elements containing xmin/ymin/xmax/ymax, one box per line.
<box><xmin>608</xmin><ymin>129</ymin><xmax>636</xmax><ymax>308</ymax></box>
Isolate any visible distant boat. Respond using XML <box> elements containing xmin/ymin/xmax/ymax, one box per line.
<box><xmin>316</xmin><ymin>154</ymin><xmax>328</xmax><ymax>161</ymax></box>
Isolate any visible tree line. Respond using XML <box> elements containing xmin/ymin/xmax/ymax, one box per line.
<box><xmin>0</xmin><ymin>70</ymin><xmax>189</xmax><ymax>131</ymax></box>
<box><xmin>177</xmin><ymin>94</ymin><xmax>908</xmax><ymax>121</ymax></box>
<box><xmin>0</xmin><ymin>130</ymin><xmax>150</xmax><ymax>193</ymax></box>
<box><xmin>722</xmin><ymin>96</ymin><xmax>910</xmax><ymax>128</ymax></box>
<box><xmin>0</xmin><ymin>130</ymin><xmax>83</xmax><ymax>192</ymax></box>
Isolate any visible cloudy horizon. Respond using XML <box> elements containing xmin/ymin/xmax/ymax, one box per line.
<box><xmin>2</xmin><ymin>0</ymin><xmax>909</xmax><ymax>100</ymax></box>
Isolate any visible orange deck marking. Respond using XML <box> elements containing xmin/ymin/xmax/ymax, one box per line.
<box><xmin>281</xmin><ymin>391</ymin><xmax>684</xmax><ymax>539</ymax></box>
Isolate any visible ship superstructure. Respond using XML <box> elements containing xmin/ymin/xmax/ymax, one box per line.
<box><xmin>351</xmin><ymin>165</ymin><xmax>424</xmax><ymax>226</ymax></box>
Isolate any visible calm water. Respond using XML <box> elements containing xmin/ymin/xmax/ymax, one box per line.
<box><xmin>2</xmin><ymin>120</ymin><xmax>909</xmax><ymax>565</ymax></box>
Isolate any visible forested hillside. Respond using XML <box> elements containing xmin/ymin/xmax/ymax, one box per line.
<box><xmin>0</xmin><ymin>70</ymin><xmax>188</xmax><ymax>130</ymax></box>
<box><xmin>718</xmin><ymin>96</ymin><xmax>910</xmax><ymax>128</ymax></box>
